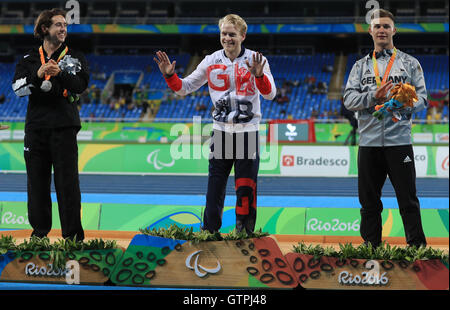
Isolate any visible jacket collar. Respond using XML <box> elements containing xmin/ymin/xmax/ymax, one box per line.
<box><xmin>370</xmin><ymin>47</ymin><xmax>395</xmax><ymax>59</ymax></box>
<box><xmin>223</xmin><ymin>46</ymin><xmax>246</xmax><ymax>59</ymax></box>
<box><xmin>41</xmin><ymin>42</ymin><xmax>67</xmax><ymax>60</ymax></box>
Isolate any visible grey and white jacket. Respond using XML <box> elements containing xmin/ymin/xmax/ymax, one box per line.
<box><xmin>343</xmin><ymin>48</ymin><xmax>427</xmax><ymax>147</ymax></box>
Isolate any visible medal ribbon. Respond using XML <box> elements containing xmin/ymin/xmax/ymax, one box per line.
<box><xmin>39</xmin><ymin>46</ymin><xmax>69</xmax><ymax>97</ymax></box>
<box><xmin>39</xmin><ymin>45</ymin><xmax>68</xmax><ymax>80</ymax></box>
<box><xmin>372</xmin><ymin>47</ymin><xmax>397</xmax><ymax>88</ymax></box>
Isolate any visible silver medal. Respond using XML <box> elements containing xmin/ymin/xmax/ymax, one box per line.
<box><xmin>40</xmin><ymin>80</ymin><xmax>52</xmax><ymax>92</ymax></box>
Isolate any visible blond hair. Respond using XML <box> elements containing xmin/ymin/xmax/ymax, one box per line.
<box><xmin>218</xmin><ymin>14</ymin><xmax>247</xmax><ymax>36</ymax></box>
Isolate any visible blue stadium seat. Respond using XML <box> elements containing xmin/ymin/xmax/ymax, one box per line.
<box><xmin>1</xmin><ymin>53</ymin><xmax>448</xmax><ymax>123</ymax></box>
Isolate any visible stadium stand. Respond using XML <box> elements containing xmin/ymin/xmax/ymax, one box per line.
<box><xmin>0</xmin><ymin>52</ymin><xmax>448</xmax><ymax>123</ymax></box>
<box><xmin>0</xmin><ymin>0</ymin><xmax>448</xmax><ymax>124</ymax></box>
<box><xmin>0</xmin><ymin>62</ymin><xmax>27</xmax><ymax>121</ymax></box>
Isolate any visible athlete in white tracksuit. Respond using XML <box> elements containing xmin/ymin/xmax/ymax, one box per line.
<box><xmin>154</xmin><ymin>14</ymin><xmax>276</xmax><ymax>234</ymax></box>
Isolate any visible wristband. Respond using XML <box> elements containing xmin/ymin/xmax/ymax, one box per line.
<box><xmin>164</xmin><ymin>73</ymin><xmax>182</xmax><ymax>92</ymax></box>
<box><xmin>255</xmin><ymin>74</ymin><xmax>272</xmax><ymax>95</ymax></box>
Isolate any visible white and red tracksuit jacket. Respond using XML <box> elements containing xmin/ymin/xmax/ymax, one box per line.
<box><xmin>164</xmin><ymin>48</ymin><xmax>276</xmax><ymax>133</ymax></box>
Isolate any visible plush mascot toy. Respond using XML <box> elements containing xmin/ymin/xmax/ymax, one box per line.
<box><xmin>373</xmin><ymin>82</ymin><xmax>418</xmax><ymax>122</ymax></box>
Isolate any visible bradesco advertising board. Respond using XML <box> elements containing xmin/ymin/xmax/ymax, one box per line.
<box><xmin>413</xmin><ymin>146</ymin><xmax>428</xmax><ymax>177</ymax></box>
<box><xmin>279</xmin><ymin>145</ymin><xmax>441</xmax><ymax>178</ymax></box>
<box><xmin>436</xmin><ymin>146</ymin><xmax>449</xmax><ymax>178</ymax></box>
<box><xmin>280</xmin><ymin>146</ymin><xmax>351</xmax><ymax>177</ymax></box>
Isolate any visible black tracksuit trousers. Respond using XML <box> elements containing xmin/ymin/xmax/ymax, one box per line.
<box><xmin>202</xmin><ymin>130</ymin><xmax>260</xmax><ymax>234</ymax></box>
<box><xmin>24</xmin><ymin>127</ymin><xmax>84</xmax><ymax>241</ymax></box>
<box><xmin>358</xmin><ymin>145</ymin><xmax>426</xmax><ymax>247</ymax></box>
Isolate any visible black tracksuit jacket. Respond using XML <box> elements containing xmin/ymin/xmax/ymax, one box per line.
<box><xmin>12</xmin><ymin>43</ymin><xmax>89</xmax><ymax>131</ymax></box>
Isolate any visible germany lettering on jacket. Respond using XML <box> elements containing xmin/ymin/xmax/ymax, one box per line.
<box><xmin>361</xmin><ymin>75</ymin><xmax>408</xmax><ymax>86</ymax></box>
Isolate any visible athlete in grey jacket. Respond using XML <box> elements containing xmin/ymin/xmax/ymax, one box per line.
<box><xmin>344</xmin><ymin>9</ymin><xmax>427</xmax><ymax>248</ymax></box>
<box><xmin>344</xmin><ymin>46</ymin><xmax>427</xmax><ymax>147</ymax></box>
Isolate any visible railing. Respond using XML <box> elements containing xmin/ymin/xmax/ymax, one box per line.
<box><xmin>1</xmin><ymin>116</ymin><xmax>448</xmax><ymax>125</ymax></box>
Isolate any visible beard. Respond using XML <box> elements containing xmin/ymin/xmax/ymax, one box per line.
<box><xmin>46</xmin><ymin>31</ymin><xmax>66</xmax><ymax>46</ymax></box>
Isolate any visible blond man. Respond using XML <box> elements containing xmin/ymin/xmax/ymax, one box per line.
<box><xmin>155</xmin><ymin>14</ymin><xmax>276</xmax><ymax>234</ymax></box>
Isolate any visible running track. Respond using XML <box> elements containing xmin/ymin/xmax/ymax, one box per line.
<box><xmin>0</xmin><ymin>173</ymin><xmax>448</xmax><ymax>209</ymax></box>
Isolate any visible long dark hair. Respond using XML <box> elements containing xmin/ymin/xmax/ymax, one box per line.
<box><xmin>34</xmin><ymin>8</ymin><xmax>67</xmax><ymax>40</ymax></box>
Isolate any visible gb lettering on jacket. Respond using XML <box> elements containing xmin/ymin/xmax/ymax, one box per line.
<box><xmin>207</xmin><ymin>63</ymin><xmax>256</xmax><ymax>96</ymax></box>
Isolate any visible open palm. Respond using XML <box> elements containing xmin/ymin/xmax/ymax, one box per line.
<box><xmin>154</xmin><ymin>51</ymin><xmax>176</xmax><ymax>76</ymax></box>
<box><xmin>245</xmin><ymin>52</ymin><xmax>266</xmax><ymax>77</ymax></box>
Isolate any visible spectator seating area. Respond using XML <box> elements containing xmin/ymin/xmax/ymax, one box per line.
<box><xmin>77</xmin><ymin>54</ymin><xmax>190</xmax><ymax>121</ymax></box>
<box><xmin>0</xmin><ymin>53</ymin><xmax>448</xmax><ymax>123</ymax></box>
<box><xmin>0</xmin><ymin>62</ymin><xmax>26</xmax><ymax>120</ymax></box>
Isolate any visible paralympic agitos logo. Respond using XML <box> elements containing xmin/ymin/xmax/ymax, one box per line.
<box><xmin>147</xmin><ymin>149</ymin><xmax>175</xmax><ymax>170</ymax></box>
<box><xmin>361</xmin><ymin>75</ymin><xmax>408</xmax><ymax>86</ymax></box>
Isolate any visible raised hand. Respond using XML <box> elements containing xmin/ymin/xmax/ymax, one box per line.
<box><xmin>246</xmin><ymin>52</ymin><xmax>266</xmax><ymax>78</ymax></box>
<box><xmin>374</xmin><ymin>80</ymin><xmax>394</xmax><ymax>102</ymax></box>
<box><xmin>154</xmin><ymin>51</ymin><xmax>176</xmax><ymax>77</ymax></box>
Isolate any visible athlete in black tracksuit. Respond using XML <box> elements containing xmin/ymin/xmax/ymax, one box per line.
<box><xmin>12</xmin><ymin>41</ymin><xmax>89</xmax><ymax>241</ymax></box>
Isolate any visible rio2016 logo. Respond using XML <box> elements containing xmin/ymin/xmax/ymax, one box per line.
<box><xmin>307</xmin><ymin>218</ymin><xmax>360</xmax><ymax>232</ymax></box>
<box><xmin>339</xmin><ymin>260</ymin><xmax>389</xmax><ymax>286</ymax></box>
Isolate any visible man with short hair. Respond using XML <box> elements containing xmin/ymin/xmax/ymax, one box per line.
<box><xmin>12</xmin><ymin>8</ymin><xmax>89</xmax><ymax>241</ymax></box>
<box><xmin>154</xmin><ymin>14</ymin><xmax>276</xmax><ymax>234</ymax></box>
<box><xmin>344</xmin><ymin>9</ymin><xmax>428</xmax><ymax>248</ymax></box>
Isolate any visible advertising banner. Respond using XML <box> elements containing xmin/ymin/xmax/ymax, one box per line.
<box><xmin>0</xmin><ymin>122</ymin><xmax>270</xmax><ymax>143</ymax></box>
<box><xmin>1</xmin><ymin>122</ymin><xmax>447</xmax><ymax>144</ymax></box>
<box><xmin>305</xmin><ymin>208</ymin><xmax>361</xmax><ymax>236</ymax></box>
<box><xmin>0</xmin><ymin>142</ymin><xmax>447</xmax><ymax>178</ymax></box>
<box><xmin>304</xmin><ymin>208</ymin><xmax>448</xmax><ymax>237</ymax></box>
<box><xmin>411</xmin><ymin>123</ymin><xmax>449</xmax><ymax>144</ymax></box>
<box><xmin>413</xmin><ymin>146</ymin><xmax>428</xmax><ymax>177</ymax></box>
<box><xmin>435</xmin><ymin>146</ymin><xmax>449</xmax><ymax>178</ymax></box>
<box><xmin>4</xmin><ymin>23</ymin><xmax>447</xmax><ymax>35</ymax></box>
<box><xmin>1</xmin><ymin>201</ymin><xmax>447</xmax><ymax>237</ymax></box>
<box><xmin>315</xmin><ymin>123</ymin><xmax>449</xmax><ymax>144</ymax></box>
<box><xmin>314</xmin><ymin>123</ymin><xmax>360</xmax><ymax>143</ymax></box>
<box><xmin>98</xmin><ymin>204</ymin><xmax>306</xmax><ymax>235</ymax></box>
<box><xmin>280</xmin><ymin>146</ymin><xmax>352</xmax><ymax>177</ymax></box>
<box><xmin>0</xmin><ymin>202</ymin><xmax>100</xmax><ymax>230</ymax></box>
